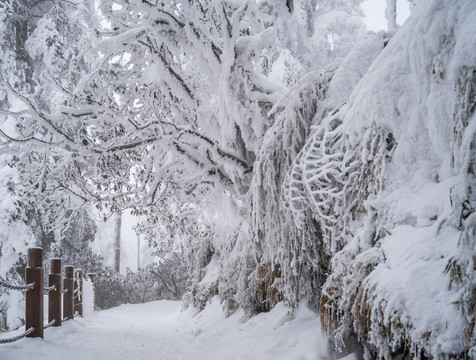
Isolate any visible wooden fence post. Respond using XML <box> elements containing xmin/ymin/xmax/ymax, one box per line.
<box><xmin>48</xmin><ymin>258</ymin><xmax>62</xmax><ymax>327</ymax></box>
<box><xmin>63</xmin><ymin>266</ymin><xmax>74</xmax><ymax>320</ymax></box>
<box><xmin>25</xmin><ymin>247</ymin><xmax>43</xmax><ymax>338</ymax></box>
<box><xmin>74</xmin><ymin>269</ymin><xmax>83</xmax><ymax>317</ymax></box>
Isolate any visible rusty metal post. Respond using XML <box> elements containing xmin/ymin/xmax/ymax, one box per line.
<box><xmin>48</xmin><ymin>258</ymin><xmax>62</xmax><ymax>326</ymax></box>
<box><xmin>63</xmin><ymin>266</ymin><xmax>74</xmax><ymax>320</ymax></box>
<box><xmin>74</xmin><ymin>269</ymin><xmax>83</xmax><ymax>317</ymax></box>
<box><xmin>25</xmin><ymin>247</ymin><xmax>43</xmax><ymax>338</ymax></box>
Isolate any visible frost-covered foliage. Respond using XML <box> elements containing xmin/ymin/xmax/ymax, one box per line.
<box><xmin>0</xmin><ymin>0</ymin><xmax>100</xmax><ymax>330</ymax></box>
<box><xmin>0</xmin><ymin>0</ymin><xmax>96</xmax><ymax>233</ymax></box>
<box><xmin>0</xmin><ymin>0</ymin><xmax>49</xmax><ymax>330</ymax></box>
<box><xmin>1</xmin><ymin>0</ymin><xmax>368</xmax><ymax>319</ymax></box>
<box><xmin>94</xmin><ymin>255</ymin><xmax>188</xmax><ymax>310</ymax></box>
<box><xmin>67</xmin><ymin>0</ymin><xmax>368</xmax><ymax>315</ymax></box>
<box><xmin>283</xmin><ymin>0</ymin><xmax>476</xmax><ymax>358</ymax></box>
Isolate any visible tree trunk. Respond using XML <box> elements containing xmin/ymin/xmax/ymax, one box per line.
<box><xmin>386</xmin><ymin>0</ymin><xmax>397</xmax><ymax>34</ymax></box>
<box><xmin>114</xmin><ymin>212</ymin><xmax>122</xmax><ymax>273</ymax></box>
<box><xmin>286</xmin><ymin>0</ymin><xmax>294</xmax><ymax>13</ymax></box>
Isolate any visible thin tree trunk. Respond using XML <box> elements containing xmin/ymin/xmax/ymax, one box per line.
<box><xmin>286</xmin><ymin>0</ymin><xmax>293</xmax><ymax>13</ymax></box>
<box><xmin>137</xmin><ymin>233</ymin><xmax>140</xmax><ymax>270</ymax></box>
<box><xmin>114</xmin><ymin>212</ymin><xmax>122</xmax><ymax>273</ymax></box>
<box><xmin>386</xmin><ymin>0</ymin><xmax>397</xmax><ymax>34</ymax></box>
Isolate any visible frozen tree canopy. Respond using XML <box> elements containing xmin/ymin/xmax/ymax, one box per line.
<box><xmin>0</xmin><ymin>0</ymin><xmax>475</xmax><ymax>358</ymax></box>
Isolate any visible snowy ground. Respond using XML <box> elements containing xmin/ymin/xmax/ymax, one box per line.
<box><xmin>0</xmin><ymin>298</ymin><xmax>332</xmax><ymax>360</ymax></box>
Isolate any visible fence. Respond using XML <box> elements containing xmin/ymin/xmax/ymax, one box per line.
<box><xmin>0</xmin><ymin>248</ymin><xmax>89</xmax><ymax>343</ymax></box>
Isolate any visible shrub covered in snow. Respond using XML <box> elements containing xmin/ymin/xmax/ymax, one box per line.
<box><xmin>94</xmin><ymin>255</ymin><xmax>188</xmax><ymax>310</ymax></box>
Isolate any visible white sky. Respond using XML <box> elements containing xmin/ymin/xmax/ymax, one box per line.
<box><xmin>120</xmin><ymin>209</ymin><xmax>153</xmax><ymax>273</ymax></box>
<box><xmin>362</xmin><ymin>0</ymin><xmax>412</xmax><ymax>32</ymax></box>
<box><xmin>92</xmin><ymin>209</ymin><xmax>153</xmax><ymax>274</ymax></box>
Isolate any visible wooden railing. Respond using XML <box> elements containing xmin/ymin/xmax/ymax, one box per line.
<box><xmin>0</xmin><ymin>247</ymin><xmax>91</xmax><ymax>343</ymax></box>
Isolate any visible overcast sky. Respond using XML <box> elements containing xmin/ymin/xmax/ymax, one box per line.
<box><xmin>362</xmin><ymin>0</ymin><xmax>412</xmax><ymax>31</ymax></box>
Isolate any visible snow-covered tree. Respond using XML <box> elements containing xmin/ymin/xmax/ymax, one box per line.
<box><xmin>0</xmin><ymin>0</ymin><xmax>99</xmax><ymax>329</ymax></box>
<box><xmin>284</xmin><ymin>0</ymin><xmax>476</xmax><ymax>357</ymax></box>
<box><xmin>87</xmin><ymin>0</ymin><xmax>367</xmax><ymax>312</ymax></box>
<box><xmin>1</xmin><ymin>0</ymin><xmax>369</xmax><ymax>316</ymax></box>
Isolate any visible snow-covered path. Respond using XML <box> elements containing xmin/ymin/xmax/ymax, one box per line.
<box><xmin>0</xmin><ymin>299</ymin><xmax>331</xmax><ymax>360</ymax></box>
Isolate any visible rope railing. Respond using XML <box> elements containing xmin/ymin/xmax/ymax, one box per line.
<box><xmin>0</xmin><ymin>327</ymin><xmax>35</xmax><ymax>344</ymax></box>
<box><xmin>0</xmin><ymin>248</ymin><xmax>92</xmax><ymax>344</ymax></box>
<box><xmin>44</xmin><ymin>285</ymin><xmax>56</xmax><ymax>292</ymax></box>
<box><xmin>0</xmin><ymin>278</ymin><xmax>35</xmax><ymax>292</ymax></box>
<box><xmin>44</xmin><ymin>319</ymin><xmax>56</xmax><ymax>329</ymax></box>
